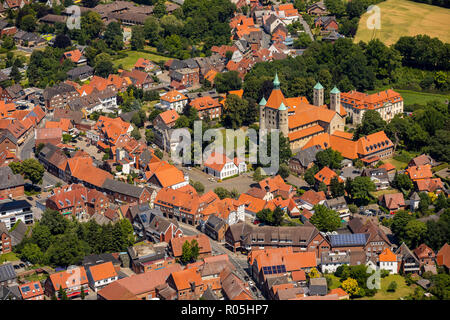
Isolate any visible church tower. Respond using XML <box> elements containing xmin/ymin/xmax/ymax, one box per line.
<box><xmin>278</xmin><ymin>102</ymin><xmax>289</xmax><ymax>137</ymax></box>
<box><xmin>313</xmin><ymin>82</ymin><xmax>324</xmax><ymax>106</ymax></box>
<box><xmin>330</xmin><ymin>86</ymin><xmax>341</xmax><ymax>113</ymax></box>
<box><xmin>259</xmin><ymin>96</ymin><xmax>267</xmax><ymax>130</ymax></box>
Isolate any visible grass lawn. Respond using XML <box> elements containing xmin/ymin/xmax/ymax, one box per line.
<box><xmin>396</xmin><ymin>89</ymin><xmax>450</xmax><ymax>106</ymax></box>
<box><xmin>355</xmin><ymin>0</ymin><xmax>450</xmax><ymax>45</ymax></box>
<box><xmin>358</xmin><ymin>274</ymin><xmax>416</xmax><ymax>300</ymax></box>
<box><xmin>0</xmin><ymin>252</ymin><xmax>20</xmax><ymax>263</ymax></box>
<box><xmin>371</xmin><ymin>188</ymin><xmax>401</xmax><ymax>198</ymax></box>
<box><xmin>113</xmin><ymin>49</ymin><xmax>172</xmax><ymax>70</ymax></box>
<box><xmin>325</xmin><ymin>274</ymin><xmax>342</xmax><ymax>290</ymax></box>
<box><xmin>384</xmin><ymin>157</ymin><xmax>408</xmax><ymax>170</ymax></box>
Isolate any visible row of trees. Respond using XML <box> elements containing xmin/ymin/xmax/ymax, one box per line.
<box><xmin>15</xmin><ymin>209</ymin><xmax>135</xmax><ymax>267</ymax></box>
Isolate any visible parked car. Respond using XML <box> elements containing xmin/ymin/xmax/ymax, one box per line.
<box><xmin>13</xmin><ymin>265</ymin><xmax>20</xmax><ymax>270</ymax></box>
<box><xmin>19</xmin><ymin>263</ymin><xmax>25</xmax><ymax>268</ymax></box>
<box><xmin>86</xmin><ymin>144</ymin><xmax>90</xmax><ymax>147</ymax></box>
<box><xmin>27</xmin><ymin>196</ymin><xmax>33</xmax><ymax>200</ymax></box>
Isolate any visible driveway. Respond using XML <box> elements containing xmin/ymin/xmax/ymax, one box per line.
<box><xmin>71</xmin><ymin>137</ymin><xmax>104</xmax><ymax>161</ymax></box>
<box><xmin>19</xmin><ymin>134</ymin><xmax>35</xmax><ymax>160</ymax></box>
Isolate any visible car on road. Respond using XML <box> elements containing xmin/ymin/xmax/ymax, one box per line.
<box><xmin>19</xmin><ymin>263</ymin><xmax>25</xmax><ymax>268</ymax></box>
<box><xmin>252</xmin><ymin>219</ymin><xmax>260</xmax><ymax>225</ymax></box>
<box><xmin>13</xmin><ymin>265</ymin><xmax>20</xmax><ymax>270</ymax></box>
<box><xmin>250</xmin><ymin>286</ymin><xmax>257</xmax><ymax>293</ymax></box>
<box><xmin>97</xmin><ymin>150</ymin><xmax>102</xmax><ymax>153</ymax></box>
<box><xmin>248</xmin><ymin>280</ymin><xmax>254</xmax><ymax>286</ymax></box>
<box><xmin>244</xmin><ymin>275</ymin><xmax>250</xmax><ymax>281</ymax></box>
<box><xmin>27</xmin><ymin>196</ymin><xmax>33</xmax><ymax>200</ymax></box>
<box><xmin>36</xmin><ymin>194</ymin><xmax>41</xmax><ymax>199</ymax></box>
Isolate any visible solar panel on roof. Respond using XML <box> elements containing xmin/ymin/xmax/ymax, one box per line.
<box><xmin>140</xmin><ymin>214</ymin><xmax>147</xmax><ymax>223</ymax></box>
<box><xmin>330</xmin><ymin>233</ymin><xmax>367</xmax><ymax>247</ymax></box>
<box><xmin>22</xmin><ymin>286</ymin><xmax>30</xmax><ymax>292</ymax></box>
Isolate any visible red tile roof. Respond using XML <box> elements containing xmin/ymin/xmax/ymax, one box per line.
<box><xmin>170</xmin><ymin>234</ymin><xmax>211</xmax><ymax>258</ymax></box>
<box><xmin>89</xmin><ymin>261</ymin><xmax>117</xmax><ymax>282</ymax></box>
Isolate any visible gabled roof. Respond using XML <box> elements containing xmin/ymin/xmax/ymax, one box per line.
<box><xmin>88</xmin><ymin>261</ymin><xmax>117</xmax><ymax>282</ymax></box>
<box><xmin>378</xmin><ymin>247</ymin><xmax>397</xmax><ymax>262</ymax></box>
<box><xmin>314</xmin><ymin>166</ymin><xmax>342</xmax><ymax>185</ymax></box>
<box><xmin>436</xmin><ymin>243</ymin><xmax>450</xmax><ymax>268</ymax></box>
<box><xmin>48</xmin><ymin>267</ymin><xmax>88</xmax><ymax>290</ymax></box>
<box><xmin>19</xmin><ymin>281</ymin><xmax>43</xmax><ymax>299</ymax></box>
<box><xmin>170</xmin><ymin>234</ymin><xmax>211</xmax><ymax>257</ymax></box>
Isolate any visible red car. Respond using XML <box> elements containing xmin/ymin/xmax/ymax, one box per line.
<box><xmin>253</xmin><ymin>219</ymin><xmax>260</xmax><ymax>225</ymax></box>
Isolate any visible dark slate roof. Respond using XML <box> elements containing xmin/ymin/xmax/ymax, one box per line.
<box><xmin>168</xmin><ymin>59</ymin><xmax>187</xmax><ymax>70</ymax></box>
<box><xmin>9</xmin><ymin>220</ymin><xmax>28</xmax><ymax>246</ymax></box>
<box><xmin>328</xmin><ymin>233</ymin><xmax>368</xmax><ymax>247</ymax></box>
<box><xmin>309</xmin><ymin>277</ymin><xmax>327</xmax><ymax>296</ymax></box>
<box><xmin>182</xmin><ymin>58</ymin><xmax>199</xmax><ymax>69</ymax></box>
<box><xmin>119</xmin><ymin>110</ymin><xmax>138</xmax><ymax>123</ymax></box>
<box><xmin>292</xmin><ymin>145</ymin><xmax>323</xmax><ymax>167</ymax></box>
<box><xmin>206</xmin><ymin>215</ymin><xmax>225</xmax><ymax>231</ymax></box>
<box><xmin>395</xmin><ymin>242</ymin><xmax>419</xmax><ymax>262</ymax></box>
<box><xmin>0</xmin><ymin>166</ymin><xmax>25</xmax><ymax>190</ymax></box>
<box><xmin>0</xmin><ymin>131</ymin><xmax>18</xmax><ymax>145</ymax></box>
<box><xmin>347</xmin><ymin>217</ymin><xmax>364</xmax><ymax>233</ymax></box>
<box><xmin>67</xmin><ymin>65</ymin><xmax>94</xmax><ymax>78</ymax></box>
<box><xmin>201</xmin><ymin>286</ymin><xmax>219</xmax><ymax>300</ymax></box>
<box><xmin>0</xmin><ymin>264</ymin><xmax>17</xmax><ymax>282</ymax></box>
<box><xmin>82</xmin><ymin>253</ymin><xmax>121</xmax><ymax>268</ymax></box>
<box><xmin>0</xmin><ymin>200</ymin><xmax>31</xmax><ymax>213</ymax></box>
<box><xmin>0</xmin><ymin>285</ymin><xmax>21</xmax><ymax>300</ymax></box>
<box><xmin>43</xmin><ymin>82</ymin><xmax>77</xmax><ymax>100</ymax></box>
<box><xmin>102</xmin><ymin>179</ymin><xmax>146</xmax><ymax>198</ymax></box>
<box><xmin>128</xmin><ymin>203</ymin><xmax>151</xmax><ymax>219</ymax></box>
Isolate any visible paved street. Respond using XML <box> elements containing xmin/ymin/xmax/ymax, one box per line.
<box><xmin>19</xmin><ymin>134</ymin><xmax>35</xmax><ymax>160</ymax></box>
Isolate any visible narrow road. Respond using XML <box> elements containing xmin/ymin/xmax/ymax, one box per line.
<box><xmin>299</xmin><ymin>16</ymin><xmax>314</xmax><ymax>41</ymax></box>
<box><xmin>20</xmin><ymin>134</ymin><xmax>35</xmax><ymax>160</ymax></box>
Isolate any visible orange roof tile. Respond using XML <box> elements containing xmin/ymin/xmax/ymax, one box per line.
<box><xmin>19</xmin><ymin>281</ymin><xmax>43</xmax><ymax>299</ymax></box>
<box><xmin>49</xmin><ymin>267</ymin><xmax>88</xmax><ymax>290</ymax></box>
<box><xmin>341</xmin><ymin>89</ymin><xmax>403</xmax><ymax>110</ymax></box>
<box><xmin>406</xmin><ymin>165</ymin><xmax>433</xmax><ymax>181</ymax></box>
<box><xmin>170</xmin><ymin>234</ymin><xmax>211</xmax><ymax>258</ymax></box>
<box><xmin>314</xmin><ymin>166</ymin><xmax>342</xmax><ymax>185</ymax></box>
<box><xmin>89</xmin><ymin>261</ymin><xmax>117</xmax><ymax>282</ymax></box>
<box><xmin>158</xmin><ymin>109</ymin><xmax>179</xmax><ymax>125</ymax></box>
<box><xmin>160</xmin><ymin>90</ymin><xmax>188</xmax><ymax>103</ymax></box>
<box><xmin>64</xmin><ymin>49</ymin><xmax>83</xmax><ymax>63</ymax></box>
<box><xmin>379</xmin><ymin>247</ymin><xmax>397</xmax><ymax>262</ymax></box>
<box><xmin>170</xmin><ymin>267</ymin><xmax>204</xmax><ymax>291</ymax></box>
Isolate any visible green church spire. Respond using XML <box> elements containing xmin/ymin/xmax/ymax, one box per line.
<box><xmin>273</xmin><ymin>72</ymin><xmax>280</xmax><ymax>89</ymax></box>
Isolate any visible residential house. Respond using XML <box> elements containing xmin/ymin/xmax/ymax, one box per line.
<box><xmin>159</xmin><ymin>90</ymin><xmax>188</xmax><ymax>114</ymax></box>
<box><xmin>395</xmin><ymin>242</ymin><xmax>420</xmax><ymax>274</ymax></box>
<box><xmin>133</xmin><ymin>207</ymin><xmax>182</xmax><ymax>244</ymax></box>
<box><xmin>82</xmin><ymin>253</ymin><xmax>121</xmax><ymax>272</ymax></box>
<box><xmin>97</xmin><ymin>264</ymin><xmax>182</xmax><ymax>300</ymax></box>
<box><xmin>86</xmin><ymin>261</ymin><xmax>118</xmax><ymax>292</ymax></box>
<box><xmin>170</xmin><ymin>234</ymin><xmax>212</xmax><ymax>260</ymax></box>
<box><xmin>1</xmin><ymin>84</ymin><xmax>25</xmax><ymax>102</ymax></box>
<box><xmin>314</xmin><ymin>16</ymin><xmax>338</xmax><ymax>31</ymax></box>
<box><xmin>204</xmin><ymin>215</ymin><xmax>227</xmax><ymax>242</ymax></box>
<box><xmin>408</xmin><ymin>154</ymin><xmax>436</xmax><ymax>168</ymax></box>
<box><xmin>169</xmin><ymin>68</ymin><xmax>199</xmax><ymax>89</ymax></box>
<box><xmin>34</xmin><ymin>127</ymin><xmax>63</xmax><ymax>147</ymax></box>
<box><xmin>296</xmin><ymin>190</ymin><xmax>326</xmax><ymax>211</ymax></box>
<box><xmin>309</xmin><ymin>277</ymin><xmax>328</xmax><ymax>296</ymax></box>
<box><xmin>189</xmin><ymin>96</ymin><xmax>222</xmax><ymax>120</ymax></box>
<box><xmin>347</xmin><ymin>218</ymin><xmax>392</xmax><ymax>258</ymax></box>
<box><xmin>0</xmin><ymin>166</ymin><xmax>25</xmax><ymax>199</ymax></box>
<box><xmin>44</xmin><ymin>266</ymin><xmax>89</xmax><ymax>299</ymax></box>
<box><xmin>203</xmin><ymin>152</ymin><xmax>246</xmax><ymax>179</ymax></box>
<box><xmin>378</xmin><ymin>247</ymin><xmax>398</xmax><ymax>274</ymax></box>
<box><xmin>121</xmin><ymin>69</ymin><xmax>154</xmax><ymax>90</ymax></box>
<box><xmin>62</xmin><ymin>49</ymin><xmax>87</xmax><ymax>66</ymax></box>
<box><xmin>307</xmin><ymin>1</ymin><xmax>330</xmax><ymax>16</ymax></box>
<box><xmin>0</xmin><ymin>222</ymin><xmax>12</xmax><ymax>254</ymax></box>
<box><xmin>324</xmin><ymin>196</ymin><xmax>350</xmax><ymax>221</ymax></box>
<box><xmin>288</xmin><ymin>145</ymin><xmax>322</xmax><ymax>175</ymax></box>
<box><xmin>134</xmin><ymin>58</ymin><xmax>161</xmax><ymax>74</ymax></box>
<box><xmin>0</xmin><ymin>200</ymin><xmax>33</xmax><ymax>229</ymax></box>
<box><xmin>0</xmin><ymin>263</ymin><xmax>17</xmax><ymax>286</ymax></box>
<box><xmin>43</xmin><ymin>82</ymin><xmax>79</xmax><ymax>110</ymax></box>
<box><xmin>379</xmin><ymin>193</ymin><xmax>406</xmax><ymax>213</ymax></box>
<box><xmin>200</xmin><ymin>197</ymin><xmax>245</xmax><ymax>226</ymax></box>
<box><xmin>406</xmin><ymin>165</ymin><xmax>433</xmax><ymax>182</ymax></box>
<box><xmin>225</xmin><ymin>222</ymin><xmax>330</xmax><ymax>257</ymax></box>
<box><xmin>102</xmin><ymin>179</ymin><xmax>153</xmax><ymax>205</ymax></box>
<box><xmin>314</xmin><ymin>166</ymin><xmax>344</xmax><ymax>194</ymax></box>
<box><xmin>221</xmin><ymin>268</ymin><xmax>253</xmax><ymax>300</ymax></box>
<box><xmin>167</xmin><ymin>267</ymin><xmax>205</xmax><ymax>300</ymax></box>
<box><xmin>320</xmin><ymin>251</ymin><xmax>350</xmax><ymax>273</ymax></box>
<box><xmin>145</xmin><ymin>161</ymin><xmax>189</xmax><ymax>190</ymax></box>
<box><xmin>67</xmin><ymin>65</ymin><xmax>94</xmax><ymax>81</ymax></box>
<box><xmin>415</xmin><ymin>178</ymin><xmax>444</xmax><ymax>194</ymax></box>
<box><xmin>413</xmin><ymin>243</ymin><xmax>435</xmax><ymax>268</ymax></box>
<box><xmin>258</xmin><ymin>175</ymin><xmax>296</xmax><ymax>200</ymax></box>
<box><xmin>18</xmin><ymin>281</ymin><xmax>44</xmax><ymax>300</ymax></box>
<box><xmin>436</xmin><ymin>243</ymin><xmax>450</xmax><ymax>270</ymax></box>
<box><xmin>362</xmin><ymin>167</ymin><xmax>390</xmax><ymax>190</ymax></box>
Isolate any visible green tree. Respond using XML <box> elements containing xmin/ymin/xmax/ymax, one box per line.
<box><xmin>277</xmin><ymin>163</ymin><xmax>290</xmax><ymax>179</ymax></box>
<box><xmin>222</xmin><ymin>94</ymin><xmax>250</xmax><ymax>129</ymax></box>
<box><xmin>131</xmin><ymin>128</ymin><xmax>142</xmax><ymax>140</ymax></box>
<box><xmin>214</xmin><ymin>71</ymin><xmax>242</xmax><ymax>93</ymax></box>
<box><xmin>192</xmin><ymin>181</ymin><xmax>205</xmax><ymax>194</ymax></box>
<box><xmin>304</xmin><ymin>165</ymin><xmax>319</xmax><ymax>186</ymax></box>
<box><xmin>145</xmin><ymin>129</ymin><xmax>155</xmax><ymax>145</ymax></box>
<box><xmin>9</xmin><ymin>159</ymin><xmax>45</xmax><ymax>185</ymax></box>
<box><xmin>153</xmin><ymin>1</ymin><xmax>167</xmax><ymax>18</ymax></box>
<box><xmin>94</xmin><ymin>53</ymin><xmax>115</xmax><ymax>78</ymax></box>
<box><xmin>253</xmin><ymin>167</ymin><xmax>263</xmax><ymax>182</ymax></box>
<box><xmin>131</xmin><ymin>25</ymin><xmax>146</xmax><ymax>50</ymax></box>
<box><xmin>58</xmin><ymin>287</ymin><xmax>68</xmax><ymax>300</ymax></box>
<box><xmin>214</xmin><ymin>187</ymin><xmax>231</xmax><ymax>200</ymax></box>
<box><xmin>81</xmin><ymin>11</ymin><xmax>104</xmax><ymax>39</ymax></box>
<box><xmin>354</xmin><ymin>110</ymin><xmax>387</xmax><ymax>140</ymax></box>
<box><xmin>341</xmin><ymin>277</ymin><xmax>360</xmax><ymax>298</ymax></box>
<box><xmin>347</xmin><ymin>176</ymin><xmax>376</xmax><ymax>205</ymax></box>
<box><xmin>316</xmin><ymin>148</ymin><xmax>343</xmax><ymax>169</ymax></box>
<box><xmin>20</xmin><ymin>243</ymin><xmax>46</xmax><ymax>265</ymax></box>
<box><xmin>20</xmin><ymin>14</ymin><xmax>37</xmax><ymax>32</ymax></box>
<box><xmin>104</xmin><ymin>22</ymin><xmax>123</xmax><ymax>51</ymax></box>
<box><xmin>404</xmin><ymin>220</ymin><xmax>427</xmax><ymax>249</ymax></box>
<box><xmin>330</xmin><ymin>176</ymin><xmax>345</xmax><ymax>198</ymax></box>
<box><xmin>310</xmin><ymin>204</ymin><xmax>341</xmax><ymax>232</ymax></box>
<box><xmin>294</xmin><ymin>32</ymin><xmax>312</xmax><ymax>49</ymax></box>
<box><xmin>393</xmin><ymin>172</ymin><xmax>413</xmax><ymax>191</ymax></box>
<box><xmin>40</xmin><ymin>209</ymin><xmax>69</xmax><ymax>235</ymax></box>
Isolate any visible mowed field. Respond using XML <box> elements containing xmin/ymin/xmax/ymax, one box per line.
<box><xmin>355</xmin><ymin>0</ymin><xmax>450</xmax><ymax>45</ymax></box>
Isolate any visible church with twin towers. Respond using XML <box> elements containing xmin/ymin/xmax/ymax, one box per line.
<box><xmin>259</xmin><ymin>73</ymin><xmax>347</xmax><ymax>151</ymax></box>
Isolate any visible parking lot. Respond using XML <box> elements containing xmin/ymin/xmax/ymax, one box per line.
<box><xmin>180</xmin><ymin>166</ymin><xmax>257</xmax><ymax>194</ymax></box>
<box><xmin>70</xmin><ymin>136</ymin><xmax>105</xmax><ymax>161</ymax></box>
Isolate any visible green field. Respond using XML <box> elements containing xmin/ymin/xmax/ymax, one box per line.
<box><xmin>371</xmin><ymin>188</ymin><xmax>401</xmax><ymax>198</ymax></box>
<box><xmin>396</xmin><ymin>89</ymin><xmax>450</xmax><ymax>106</ymax></box>
<box><xmin>358</xmin><ymin>274</ymin><xmax>416</xmax><ymax>300</ymax></box>
<box><xmin>113</xmin><ymin>47</ymin><xmax>172</xmax><ymax>70</ymax></box>
<box><xmin>384</xmin><ymin>157</ymin><xmax>408</xmax><ymax>170</ymax></box>
<box><xmin>355</xmin><ymin>0</ymin><xmax>450</xmax><ymax>45</ymax></box>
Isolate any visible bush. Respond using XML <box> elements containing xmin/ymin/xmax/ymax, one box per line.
<box><xmin>348</xmin><ymin>204</ymin><xmax>358</xmax><ymax>214</ymax></box>
<box><xmin>387</xmin><ymin>281</ymin><xmax>397</xmax><ymax>292</ymax></box>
